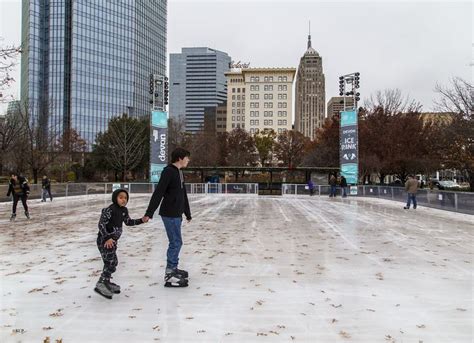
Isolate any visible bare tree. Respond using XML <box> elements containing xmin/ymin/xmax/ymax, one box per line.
<box><xmin>13</xmin><ymin>102</ymin><xmax>60</xmax><ymax>183</ymax></box>
<box><xmin>0</xmin><ymin>38</ymin><xmax>21</xmax><ymax>103</ymax></box>
<box><xmin>0</xmin><ymin>110</ymin><xmax>23</xmax><ymax>174</ymax></box>
<box><xmin>364</xmin><ymin>89</ymin><xmax>423</xmax><ymax>115</ymax></box>
<box><xmin>435</xmin><ymin>77</ymin><xmax>473</xmax><ymax>119</ymax></box>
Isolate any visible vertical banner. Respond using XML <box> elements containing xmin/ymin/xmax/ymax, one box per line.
<box><xmin>340</xmin><ymin>109</ymin><xmax>359</xmax><ymax>185</ymax></box>
<box><xmin>150</xmin><ymin>110</ymin><xmax>168</xmax><ymax>182</ymax></box>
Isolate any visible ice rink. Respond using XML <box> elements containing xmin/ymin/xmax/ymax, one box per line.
<box><xmin>0</xmin><ymin>194</ymin><xmax>472</xmax><ymax>342</ymax></box>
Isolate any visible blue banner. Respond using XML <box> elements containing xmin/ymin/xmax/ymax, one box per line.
<box><xmin>340</xmin><ymin>110</ymin><xmax>359</xmax><ymax>185</ymax></box>
<box><xmin>150</xmin><ymin>110</ymin><xmax>168</xmax><ymax>182</ymax></box>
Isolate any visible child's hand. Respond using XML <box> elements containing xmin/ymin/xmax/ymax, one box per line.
<box><xmin>104</xmin><ymin>239</ymin><xmax>115</xmax><ymax>249</ymax></box>
<box><xmin>142</xmin><ymin>216</ymin><xmax>149</xmax><ymax>223</ymax></box>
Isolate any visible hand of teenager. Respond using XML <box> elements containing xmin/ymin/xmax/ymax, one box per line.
<box><xmin>104</xmin><ymin>239</ymin><xmax>115</xmax><ymax>249</ymax></box>
<box><xmin>142</xmin><ymin>216</ymin><xmax>149</xmax><ymax>223</ymax></box>
<box><xmin>186</xmin><ymin>217</ymin><xmax>192</xmax><ymax>223</ymax></box>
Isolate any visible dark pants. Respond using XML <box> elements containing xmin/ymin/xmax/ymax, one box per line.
<box><xmin>406</xmin><ymin>193</ymin><xmax>417</xmax><ymax>209</ymax></box>
<box><xmin>162</xmin><ymin>216</ymin><xmax>183</xmax><ymax>270</ymax></box>
<box><xmin>97</xmin><ymin>237</ymin><xmax>118</xmax><ymax>279</ymax></box>
<box><xmin>342</xmin><ymin>186</ymin><xmax>347</xmax><ymax>197</ymax></box>
<box><xmin>12</xmin><ymin>194</ymin><xmax>28</xmax><ymax>214</ymax></box>
<box><xmin>42</xmin><ymin>188</ymin><xmax>53</xmax><ymax>201</ymax></box>
<box><xmin>329</xmin><ymin>185</ymin><xmax>337</xmax><ymax>197</ymax></box>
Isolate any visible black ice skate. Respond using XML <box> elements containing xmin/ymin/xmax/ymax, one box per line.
<box><xmin>105</xmin><ymin>279</ymin><xmax>121</xmax><ymax>294</ymax></box>
<box><xmin>164</xmin><ymin>270</ymin><xmax>189</xmax><ymax>288</ymax></box>
<box><xmin>25</xmin><ymin>211</ymin><xmax>30</xmax><ymax>219</ymax></box>
<box><xmin>10</xmin><ymin>213</ymin><xmax>16</xmax><ymax>221</ymax></box>
<box><xmin>94</xmin><ymin>277</ymin><xmax>114</xmax><ymax>299</ymax></box>
<box><xmin>175</xmin><ymin>268</ymin><xmax>188</xmax><ymax>279</ymax></box>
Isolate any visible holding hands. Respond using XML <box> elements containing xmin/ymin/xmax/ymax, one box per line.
<box><xmin>142</xmin><ymin>216</ymin><xmax>150</xmax><ymax>223</ymax></box>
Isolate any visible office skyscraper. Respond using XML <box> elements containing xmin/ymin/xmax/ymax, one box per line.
<box><xmin>169</xmin><ymin>47</ymin><xmax>231</xmax><ymax>133</ymax></box>
<box><xmin>21</xmin><ymin>0</ymin><xmax>167</xmax><ymax>149</ymax></box>
<box><xmin>295</xmin><ymin>27</ymin><xmax>325</xmax><ymax>140</ymax></box>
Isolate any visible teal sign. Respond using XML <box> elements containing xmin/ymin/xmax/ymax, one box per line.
<box><xmin>340</xmin><ymin>110</ymin><xmax>358</xmax><ymax>185</ymax></box>
<box><xmin>150</xmin><ymin>110</ymin><xmax>168</xmax><ymax>182</ymax></box>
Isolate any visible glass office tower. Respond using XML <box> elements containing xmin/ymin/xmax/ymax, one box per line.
<box><xmin>21</xmin><ymin>0</ymin><xmax>167</xmax><ymax>149</ymax></box>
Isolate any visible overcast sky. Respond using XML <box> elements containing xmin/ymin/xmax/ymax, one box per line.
<box><xmin>1</xmin><ymin>0</ymin><xmax>472</xmax><ymax>113</ymax></box>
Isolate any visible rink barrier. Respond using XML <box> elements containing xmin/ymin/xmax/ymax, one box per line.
<box><xmin>0</xmin><ymin>182</ymin><xmax>259</xmax><ymax>203</ymax></box>
<box><xmin>281</xmin><ymin>184</ymin><xmax>474</xmax><ymax>215</ymax></box>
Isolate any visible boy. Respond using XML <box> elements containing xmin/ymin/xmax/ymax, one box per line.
<box><xmin>144</xmin><ymin>148</ymin><xmax>192</xmax><ymax>288</ymax></box>
<box><xmin>6</xmin><ymin>173</ymin><xmax>30</xmax><ymax>221</ymax></box>
<box><xmin>41</xmin><ymin>175</ymin><xmax>53</xmax><ymax>202</ymax></box>
<box><xmin>95</xmin><ymin>188</ymin><xmax>148</xmax><ymax>299</ymax></box>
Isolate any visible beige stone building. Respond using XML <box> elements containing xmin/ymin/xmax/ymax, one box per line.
<box><xmin>295</xmin><ymin>33</ymin><xmax>325</xmax><ymax>140</ymax></box>
<box><xmin>225</xmin><ymin>68</ymin><xmax>296</xmax><ymax>134</ymax></box>
<box><xmin>327</xmin><ymin>96</ymin><xmax>355</xmax><ymax>118</ymax></box>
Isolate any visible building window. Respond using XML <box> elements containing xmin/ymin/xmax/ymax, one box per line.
<box><xmin>232</xmin><ymin>109</ymin><xmax>236</xmax><ymax>114</ymax></box>
<box><xmin>237</xmin><ymin>116</ymin><xmax>240</xmax><ymax>121</ymax></box>
<box><xmin>283</xmin><ymin>76</ymin><xmax>287</xmax><ymax>82</ymax></box>
<box><xmin>264</xmin><ymin>111</ymin><xmax>273</xmax><ymax>117</ymax></box>
<box><xmin>237</xmin><ymin>88</ymin><xmax>241</xmax><ymax>93</ymax></box>
<box><xmin>264</xmin><ymin>102</ymin><xmax>273</xmax><ymax>108</ymax></box>
<box><xmin>278</xmin><ymin>85</ymin><xmax>287</xmax><ymax>91</ymax></box>
<box><xmin>237</xmin><ymin>95</ymin><xmax>241</xmax><ymax>100</ymax></box>
<box><xmin>232</xmin><ymin>102</ymin><xmax>235</xmax><ymax>107</ymax></box>
<box><xmin>278</xmin><ymin>76</ymin><xmax>282</xmax><ymax>82</ymax></box>
<box><xmin>264</xmin><ymin>85</ymin><xmax>273</xmax><ymax>91</ymax></box>
<box><xmin>232</xmin><ymin>88</ymin><xmax>235</xmax><ymax>92</ymax></box>
<box><xmin>264</xmin><ymin>94</ymin><xmax>273</xmax><ymax>100</ymax></box>
<box><xmin>278</xmin><ymin>119</ymin><xmax>288</xmax><ymax>125</ymax></box>
<box><xmin>232</xmin><ymin>123</ymin><xmax>235</xmax><ymax>128</ymax></box>
<box><xmin>232</xmin><ymin>116</ymin><xmax>235</xmax><ymax>121</ymax></box>
<box><xmin>237</xmin><ymin>102</ymin><xmax>241</xmax><ymax>107</ymax></box>
<box><xmin>278</xmin><ymin>102</ymin><xmax>287</xmax><ymax>108</ymax></box>
<box><xmin>237</xmin><ymin>109</ymin><xmax>240</xmax><ymax>114</ymax></box>
<box><xmin>250</xmin><ymin>128</ymin><xmax>255</xmax><ymax>134</ymax></box>
<box><xmin>232</xmin><ymin>95</ymin><xmax>236</xmax><ymax>100</ymax></box>
<box><xmin>264</xmin><ymin>120</ymin><xmax>273</xmax><ymax>126</ymax></box>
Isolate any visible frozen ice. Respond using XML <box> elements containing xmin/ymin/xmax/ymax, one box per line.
<box><xmin>0</xmin><ymin>194</ymin><xmax>472</xmax><ymax>342</ymax></box>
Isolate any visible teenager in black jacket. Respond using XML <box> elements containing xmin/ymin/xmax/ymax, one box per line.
<box><xmin>144</xmin><ymin>148</ymin><xmax>192</xmax><ymax>287</ymax></box>
<box><xmin>41</xmin><ymin>175</ymin><xmax>53</xmax><ymax>202</ymax></box>
<box><xmin>6</xmin><ymin>173</ymin><xmax>30</xmax><ymax>221</ymax></box>
<box><xmin>94</xmin><ymin>188</ymin><xmax>148</xmax><ymax>299</ymax></box>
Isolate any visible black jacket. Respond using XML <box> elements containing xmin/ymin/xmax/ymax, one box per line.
<box><xmin>340</xmin><ymin>177</ymin><xmax>348</xmax><ymax>187</ymax></box>
<box><xmin>97</xmin><ymin>189</ymin><xmax>143</xmax><ymax>242</ymax></box>
<box><xmin>42</xmin><ymin>178</ymin><xmax>51</xmax><ymax>190</ymax></box>
<box><xmin>6</xmin><ymin>176</ymin><xmax>30</xmax><ymax>197</ymax></box>
<box><xmin>145</xmin><ymin>164</ymin><xmax>191</xmax><ymax>220</ymax></box>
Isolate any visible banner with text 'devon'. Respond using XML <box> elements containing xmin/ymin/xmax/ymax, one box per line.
<box><xmin>339</xmin><ymin>110</ymin><xmax>359</xmax><ymax>185</ymax></box>
<box><xmin>150</xmin><ymin>110</ymin><xmax>168</xmax><ymax>183</ymax></box>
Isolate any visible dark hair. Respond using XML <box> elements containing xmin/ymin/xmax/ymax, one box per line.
<box><xmin>171</xmin><ymin>148</ymin><xmax>190</xmax><ymax>163</ymax></box>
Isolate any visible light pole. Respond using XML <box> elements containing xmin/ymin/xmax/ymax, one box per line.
<box><xmin>338</xmin><ymin>72</ymin><xmax>360</xmax><ymax>111</ymax></box>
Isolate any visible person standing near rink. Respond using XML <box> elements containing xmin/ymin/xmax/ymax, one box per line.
<box><xmin>340</xmin><ymin>175</ymin><xmax>348</xmax><ymax>197</ymax></box>
<box><xmin>404</xmin><ymin>175</ymin><xmax>419</xmax><ymax>209</ymax></box>
<box><xmin>41</xmin><ymin>175</ymin><xmax>53</xmax><ymax>202</ymax></box>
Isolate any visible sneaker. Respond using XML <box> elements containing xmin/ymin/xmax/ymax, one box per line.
<box><xmin>105</xmin><ymin>280</ymin><xmax>121</xmax><ymax>294</ymax></box>
<box><xmin>164</xmin><ymin>270</ymin><xmax>189</xmax><ymax>288</ymax></box>
<box><xmin>94</xmin><ymin>278</ymin><xmax>114</xmax><ymax>299</ymax></box>
<box><xmin>403</xmin><ymin>206</ymin><xmax>409</xmax><ymax>209</ymax></box>
<box><xmin>25</xmin><ymin>211</ymin><xmax>30</xmax><ymax>219</ymax></box>
<box><xmin>10</xmin><ymin>213</ymin><xmax>16</xmax><ymax>221</ymax></box>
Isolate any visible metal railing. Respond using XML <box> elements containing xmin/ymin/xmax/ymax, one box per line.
<box><xmin>0</xmin><ymin>182</ymin><xmax>259</xmax><ymax>203</ymax></box>
<box><xmin>282</xmin><ymin>184</ymin><xmax>474</xmax><ymax>215</ymax></box>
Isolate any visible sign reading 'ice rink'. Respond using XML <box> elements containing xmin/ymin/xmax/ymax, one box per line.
<box><xmin>340</xmin><ymin>109</ymin><xmax>359</xmax><ymax>185</ymax></box>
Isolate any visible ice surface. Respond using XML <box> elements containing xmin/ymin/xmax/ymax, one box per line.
<box><xmin>0</xmin><ymin>194</ymin><xmax>472</xmax><ymax>342</ymax></box>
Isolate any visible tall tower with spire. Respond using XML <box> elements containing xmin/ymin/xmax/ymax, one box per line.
<box><xmin>295</xmin><ymin>23</ymin><xmax>326</xmax><ymax>140</ymax></box>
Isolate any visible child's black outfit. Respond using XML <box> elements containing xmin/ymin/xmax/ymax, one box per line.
<box><xmin>95</xmin><ymin>188</ymin><xmax>143</xmax><ymax>299</ymax></box>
